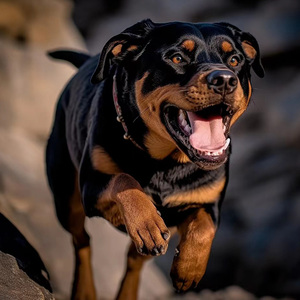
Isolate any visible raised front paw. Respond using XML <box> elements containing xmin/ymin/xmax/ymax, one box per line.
<box><xmin>120</xmin><ymin>192</ymin><xmax>170</xmax><ymax>256</ymax></box>
<box><xmin>127</xmin><ymin>209</ymin><xmax>170</xmax><ymax>256</ymax></box>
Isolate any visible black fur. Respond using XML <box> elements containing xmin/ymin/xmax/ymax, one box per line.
<box><xmin>46</xmin><ymin>20</ymin><xmax>263</xmax><ymax>295</ymax></box>
<box><xmin>47</xmin><ymin>20</ymin><xmax>263</xmax><ymax>222</ymax></box>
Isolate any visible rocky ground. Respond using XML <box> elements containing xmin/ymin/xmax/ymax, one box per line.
<box><xmin>0</xmin><ymin>0</ymin><xmax>299</xmax><ymax>299</ymax></box>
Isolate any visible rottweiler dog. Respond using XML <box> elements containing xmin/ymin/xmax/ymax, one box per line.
<box><xmin>46</xmin><ymin>19</ymin><xmax>264</xmax><ymax>300</ymax></box>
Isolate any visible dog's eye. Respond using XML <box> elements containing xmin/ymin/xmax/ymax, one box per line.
<box><xmin>228</xmin><ymin>55</ymin><xmax>240</xmax><ymax>67</ymax></box>
<box><xmin>172</xmin><ymin>54</ymin><xmax>184</xmax><ymax>64</ymax></box>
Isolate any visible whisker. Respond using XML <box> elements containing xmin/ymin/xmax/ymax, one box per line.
<box><xmin>132</xmin><ymin>107</ymin><xmax>150</xmax><ymax>123</ymax></box>
<box><xmin>135</xmin><ymin>87</ymin><xmax>187</xmax><ymax>106</ymax></box>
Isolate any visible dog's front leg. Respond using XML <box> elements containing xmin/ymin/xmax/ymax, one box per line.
<box><xmin>80</xmin><ymin>172</ymin><xmax>169</xmax><ymax>299</ymax></box>
<box><xmin>170</xmin><ymin>205</ymin><xmax>216</xmax><ymax>292</ymax></box>
<box><xmin>96</xmin><ymin>173</ymin><xmax>171</xmax><ymax>256</ymax></box>
<box><xmin>116</xmin><ymin>242</ymin><xmax>152</xmax><ymax>300</ymax></box>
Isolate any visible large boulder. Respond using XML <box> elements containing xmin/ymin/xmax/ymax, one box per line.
<box><xmin>0</xmin><ymin>213</ymin><xmax>53</xmax><ymax>300</ymax></box>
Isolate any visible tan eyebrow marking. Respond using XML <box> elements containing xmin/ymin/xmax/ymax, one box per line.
<box><xmin>221</xmin><ymin>41</ymin><xmax>233</xmax><ymax>52</ymax></box>
<box><xmin>182</xmin><ymin>39</ymin><xmax>195</xmax><ymax>52</ymax></box>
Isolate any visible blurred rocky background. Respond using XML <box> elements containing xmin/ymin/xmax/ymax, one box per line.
<box><xmin>0</xmin><ymin>0</ymin><xmax>299</xmax><ymax>299</ymax></box>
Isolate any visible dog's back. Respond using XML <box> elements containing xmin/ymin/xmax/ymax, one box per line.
<box><xmin>47</xmin><ymin>53</ymin><xmax>99</xmax><ymax>168</ymax></box>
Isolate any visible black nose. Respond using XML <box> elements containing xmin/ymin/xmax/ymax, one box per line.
<box><xmin>206</xmin><ymin>70</ymin><xmax>238</xmax><ymax>95</ymax></box>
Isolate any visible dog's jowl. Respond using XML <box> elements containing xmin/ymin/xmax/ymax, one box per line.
<box><xmin>46</xmin><ymin>19</ymin><xmax>264</xmax><ymax>300</ymax></box>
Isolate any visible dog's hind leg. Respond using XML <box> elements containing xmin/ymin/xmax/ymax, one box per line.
<box><xmin>116</xmin><ymin>242</ymin><xmax>151</xmax><ymax>300</ymax></box>
<box><xmin>68</xmin><ymin>175</ymin><xmax>97</xmax><ymax>300</ymax></box>
<box><xmin>46</xmin><ymin>103</ymin><xmax>96</xmax><ymax>300</ymax></box>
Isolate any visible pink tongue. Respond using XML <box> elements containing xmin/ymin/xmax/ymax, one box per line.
<box><xmin>187</xmin><ymin>112</ymin><xmax>226</xmax><ymax>151</ymax></box>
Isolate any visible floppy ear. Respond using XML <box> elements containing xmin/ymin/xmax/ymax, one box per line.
<box><xmin>240</xmin><ymin>31</ymin><xmax>265</xmax><ymax>78</ymax></box>
<box><xmin>216</xmin><ymin>22</ymin><xmax>264</xmax><ymax>78</ymax></box>
<box><xmin>91</xmin><ymin>19</ymin><xmax>155</xmax><ymax>84</ymax></box>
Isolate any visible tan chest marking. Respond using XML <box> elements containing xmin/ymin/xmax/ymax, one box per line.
<box><xmin>163</xmin><ymin>176</ymin><xmax>226</xmax><ymax>207</ymax></box>
<box><xmin>91</xmin><ymin>146</ymin><xmax>122</xmax><ymax>174</ymax></box>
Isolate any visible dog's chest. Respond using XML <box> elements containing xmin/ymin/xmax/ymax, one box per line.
<box><xmin>144</xmin><ymin>162</ymin><xmax>226</xmax><ymax>208</ymax></box>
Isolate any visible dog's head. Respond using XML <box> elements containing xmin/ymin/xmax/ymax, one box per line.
<box><xmin>92</xmin><ymin>19</ymin><xmax>264</xmax><ymax>170</ymax></box>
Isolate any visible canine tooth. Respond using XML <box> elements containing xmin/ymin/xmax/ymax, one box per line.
<box><xmin>184</xmin><ymin>125</ymin><xmax>191</xmax><ymax>134</ymax></box>
<box><xmin>224</xmin><ymin>138</ymin><xmax>230</xmax><ymax>149</ymax></box>
<box><xmin>179</xmin><ymin>110</ymin><xmax>185</xmax><ymax>121</ymax></box>
<box><xmin>181</xmin><ymin>119</ymin><xmax>187</xmax><ymax>127</ymax></box>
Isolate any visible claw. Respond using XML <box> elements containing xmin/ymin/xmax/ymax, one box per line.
<box><xmin>152</xmin><ymin>247</ymin><xmax>159</xmax><ymax>255</ymax></box>
<box><xmin>162</xmin><ymin>232</ymin><xmax>170</xmax><ymax>241</ymax></box>
<box><xmin>137</xmin><ymin>247</ymin><xmax>144</xmax><ymax>255</ymax></box>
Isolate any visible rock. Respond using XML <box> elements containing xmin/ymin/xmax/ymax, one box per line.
<box><xmin>0</xmin><ymin>213</ymin><xmax>53</xmax><ymax>299</ymax></box>
<box><xmin>0</xmin><ymin>251</ymin><xmax>53</xmax><ymax>300</ymax></box>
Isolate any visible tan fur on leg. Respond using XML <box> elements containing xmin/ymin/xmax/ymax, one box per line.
<box><xmin>72</xmin><ymin>246</ymin><xmax>96</xmax><ymax>300</ymax></box>
<box><xmin>170</xmin><ymin>207</ymin><xmax>216</xmax><ymax>292</ymax></box>
<box><xmin>116</xmin><ymin>242</ymin><xmax>151</xmax><ymax>300</ymax></box>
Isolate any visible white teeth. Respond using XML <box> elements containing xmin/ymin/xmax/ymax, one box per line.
<box><xmin>178</xmin><ymin>110</ymin><xmax>191</xmax><ymax>136</ymax></box>
<box><xmin>179</xmin><ymin>110</ymin><xmax>185</xmax><ymax>121</ymax></box>
<box><xmin>181</xmin><ymin>118</ymin><xmax>187</xmax><ymax>127</ymax></box>
<box><xmin>184</xmin><ymin>124</ymin><xmax>192</xmax><ymax>135</ymax></box>
<box><xmin>224</xmin><ymin>137</ymin><xmax>230</xmax><ymax>149</ymax></box>
<box><xmin>198</xmin><ymin>138</ymin><xmax>231</xmax><ymax>157</ymax></box>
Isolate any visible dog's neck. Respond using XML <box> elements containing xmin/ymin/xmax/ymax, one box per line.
<box><xmin>112</xmin><ymin>74</ymin><xmax>145</xmax><ymax>151</ymax></box>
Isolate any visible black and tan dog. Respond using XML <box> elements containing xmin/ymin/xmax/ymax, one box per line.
<box><xmin>46</xmin><ymin>19</ymin><xmax>264</xmax><ymax>299</ymax></box>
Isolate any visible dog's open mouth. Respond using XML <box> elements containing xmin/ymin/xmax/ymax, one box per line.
<box><xmin>162</xmin><ymin>103</ymin><xmax>233</xmax><ymax>169</ymax></box>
